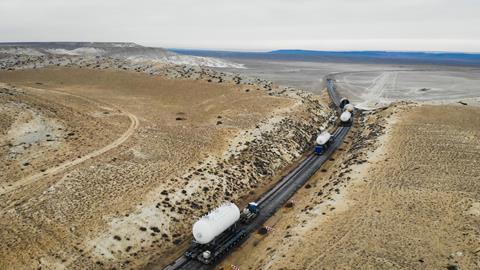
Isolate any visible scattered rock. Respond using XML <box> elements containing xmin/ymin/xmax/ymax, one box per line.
<box><xmin>285</xmin><ymin>201</ymin><xmax>295</xmax><ymax>208</ymax></box>
<box><xmin>258</xmin><ymin>227</ymin><xmax>268</xmax><ymax>235</ymax></box>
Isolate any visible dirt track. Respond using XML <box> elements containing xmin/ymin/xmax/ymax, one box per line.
<box><xmin>0</xmin><ymin>67</ymin><xmax>332</xmax><ymax>270</ymax></box>
<box><xmin>335</xmin><ymin>70</ymin><xmax>480</xmax><ymax>109</ymax></box>
<box><xmin>0</xmin><ymin>86</ymin><xmax>139</xmax><ymax>196</ymax></box>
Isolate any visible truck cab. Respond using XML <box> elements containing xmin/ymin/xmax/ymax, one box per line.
<box><xmin>315</xmin><ymin>144</ymin><xmax>327</xmax><ymax>155</ymax></box>
<box><xmin>247</xmin><ymin>202</ymin><xmax>259</xmax><ymax>213</ymax></box>
<box><xmin>240</xmin><ymin>202</ymin><xmax>259</xmax><ymax>223</ymax></box>
<box><xmin>314</xmin><ymin>134</ymin><xmax>334</xmax><ymax>155</ymax></box>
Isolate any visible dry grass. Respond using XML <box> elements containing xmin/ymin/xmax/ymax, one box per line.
<box><xmin>0</xmin><ymin>68</ymin><xmax>299</xmax><ymax>269</ymax></box>
<box><xmin>222</xmin><ymin>104</ymin><xmax>480</xmax><ymax>270</ymax></box>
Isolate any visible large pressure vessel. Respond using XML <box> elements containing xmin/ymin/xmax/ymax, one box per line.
<box><xmin>340</xmin><ymin>111</ymin><xmax>352</xmax><ymax>122</ymax></box>
<box><xmin>316</xmin><ymin>132</ymin><xmax>331</xmax><ymax>145</ymax></box>
<box><xmin>344</xmin><ymin>104</ymin><xmax>354</xmax><ymax>113</ymax></box>
<box><xmin>192</xmin><ymin>202</ymin><xmax>240</xmax><ymax>244</ymax></box>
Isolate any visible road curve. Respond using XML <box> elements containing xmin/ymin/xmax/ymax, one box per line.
<box><xmin>0</xmin><ymin>86</ymin><xmax>139</xmax><ymax>196</ymax></box>
<box><xmin>163</xmin><ymin>80</ymin><xmax>351</xmax><ymax>270</ymax></box>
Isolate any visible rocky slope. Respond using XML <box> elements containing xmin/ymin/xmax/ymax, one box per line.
<box><xmin>0</xmin><ymin>52</ymin><xmax>337</xmax><ymax>269</ymax></box>
<box><xmin>0</xmin><ymin>42</ymin><xmax>244</xmax><ymax>68</ymax></box>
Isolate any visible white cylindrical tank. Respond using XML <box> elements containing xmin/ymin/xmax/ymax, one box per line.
<box><xmin>340</xmin><ymin>111</ymin><xmax>352</xmax><ymax>122</ymax></box>
<box><xmin>316</xmin><ymin>132</ymin><xmax>331</xmax><ymax>145</ymax></box>
<box><xmin>344</xmin><ymin>104</ymin><xmax>354</xmax><ymax>113</ymax></box>
<box><xmin>192</xmin><ymin>202</ymin><xmax>240</xmax><ymax>244</ymax></box>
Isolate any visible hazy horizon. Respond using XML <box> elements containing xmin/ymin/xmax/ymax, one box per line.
<box><xmin>166</xmin><ymin>44</ymin><xmax>480</xmax><ymax>54</ymax></box>
<box><xmin>151</xmin><ymin>39</ymin><xmax>480</xmax><ymax>54</ymax></box>
<box><xmin>2</xmin><ymin>41</ymin><xmax>480</xmax><ymax>54</ymax></box>
<box><xmin>1</xmin><ymin>0</ymin><xmax>480</xmax><ymax>53</ymax></box>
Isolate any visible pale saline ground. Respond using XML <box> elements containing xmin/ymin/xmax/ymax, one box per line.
<box><xmin>333</xmin><ymin>70</ymin><xmax>480</xmax><ymax>109</ymax></box>
<box><xmin>216</xmin><ymin>59</ymin><xmax>480</xmax><ymax>110</ymax></box>
<box><xmin>219</xmin><ymin>104</ymin><xmax>480</xmax><ymax>270</ymax></box>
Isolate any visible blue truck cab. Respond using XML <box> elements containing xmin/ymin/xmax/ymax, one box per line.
<box><xmin>247</xmin><ymin>202</ymin><xmax>259</xmax><ymax>214</ymax></box>
<box><xmin>315</xmin><ymin>144</ymin><xmax>327</xmax><ymax>155</ymax></box>
<box><xmin>314</xmin><ymin>135</ymin><xmax>334</xmax><ymax>155</ymax></box>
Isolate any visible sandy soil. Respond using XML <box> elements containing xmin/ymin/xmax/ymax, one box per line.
<box><xmin>0</xmin><ymin>85</ymin><xmax>139</xmax><ymax>196</ymax></box>
<box><xmin>0</xmin><ymin>67</ymin><xmax>333</xmax><ymax>269</ymax></box>
<box><xmin>220</xmin><ymin>104</ymin><xmax>480</xmax><ymax>270</ymax></box>
<box><xmin>0</xmin><ymin>82</ymin><xmax>130</xmax><ymax>196</ymax></box>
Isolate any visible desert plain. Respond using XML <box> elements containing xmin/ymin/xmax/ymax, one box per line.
<box><xmin>1</xmin><ymin>45</ymin><xmax>479</xmax><ymax>270</ymax></box>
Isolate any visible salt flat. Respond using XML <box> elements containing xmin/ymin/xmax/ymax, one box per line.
<box><xmin>334</xmin><ymin>69</ymin><xmax>480</xmax><ymax>109</ymax></box>
<box><xmin>205</xmin><ymin>58</ymin><xmax>480</xmax><ymax>109</ymax></box>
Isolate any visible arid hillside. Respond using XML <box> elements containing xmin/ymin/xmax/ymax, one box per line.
<box><xmin>220</xmin><ymin>104</ymin><xmax>480</xmax><ymax>270</ymax></box>
<box><xmin>0</xmin><ymin>66</ymin><xmax>334</xmax><ymax>269</ymax></box>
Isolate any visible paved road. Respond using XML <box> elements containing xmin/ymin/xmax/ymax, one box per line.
<box><xmin>164</xmin><ymin>81</ymin><xmax>351</xmax><ymax>270</ymax></box>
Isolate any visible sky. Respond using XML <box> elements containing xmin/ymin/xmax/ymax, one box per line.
<box><xmin>1</xmin><ymin>0</ymin><xmax>479</xmax><ymax>52</ymax></box>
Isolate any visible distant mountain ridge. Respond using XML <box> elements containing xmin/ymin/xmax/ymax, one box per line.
<box><xmin>0</xmin><ymin>42</ymin><xmax>244</xmax><ymax>68</ymax></box>
<box><xmin>270</xmin><ymin>49</ymin><xmax>480</xmax><ymax>59</ymax></box>
<box><xmin>171</xmin><ymin>48</ymin><xmax>480</xmax><ymax>67</ymax></box>
<box><xmin>0</xmin><ymin>42</ymin><xmax>141</xmax><ymax>49</ymax></box>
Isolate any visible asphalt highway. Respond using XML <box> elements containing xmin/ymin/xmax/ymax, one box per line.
<box><xmin>164</xmin><ymin>81</ymin><xmax>351</xmax><ymax>270</ymax></box>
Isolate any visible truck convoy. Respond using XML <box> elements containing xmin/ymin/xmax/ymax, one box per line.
<box><xmin>338</xmin><ymin>98</ymin><xmax>353</xmax><ymax>126</ymax></box>
<box><xmin>315</xmin><ymin>97</ymin><xmax>353</xmax><ymax>154</ymax></box>
<box><xmin>186</xmin><ymin>202</ymin><xmax>259</xmax><ymax>265</ymax></box>
<box><xmin>182</xmin><ymin>92</ymin><xmax>354</xmax><ymax>267</ymax></box>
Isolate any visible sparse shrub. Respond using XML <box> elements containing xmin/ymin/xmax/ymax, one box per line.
<box><xmin>150</xmin><ymin>227</ymin><xmax>160</xmax><ymax>233</ymax></box>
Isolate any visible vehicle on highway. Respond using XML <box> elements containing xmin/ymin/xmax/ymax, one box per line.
<box><xmin>344</xmin><ymin>103</ymin><xmax>354</xmax><ymax>113</ymax></box>
<box><xmin>340</xmin><ymin>110</ymin><xmax>352</xmax><ymax>126</ymax></box>
<box><xmin>167</xmin><ymin>80</ymin><xmax>354</xmax><ymax>270</ymax></box>
<box><xmin>315</xmin><ymin>131</ymin><xmax>334</xmax><ymax>155</ymax></box>
<box><xmin>339</xmin><ymin>97</ymin><xmax>350</xmax><ymax>109</ymax></box>
<box><xmin>185</xmin><ymin>202</ymin><xmax>259</xmax><ymax>265</ymax></box>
